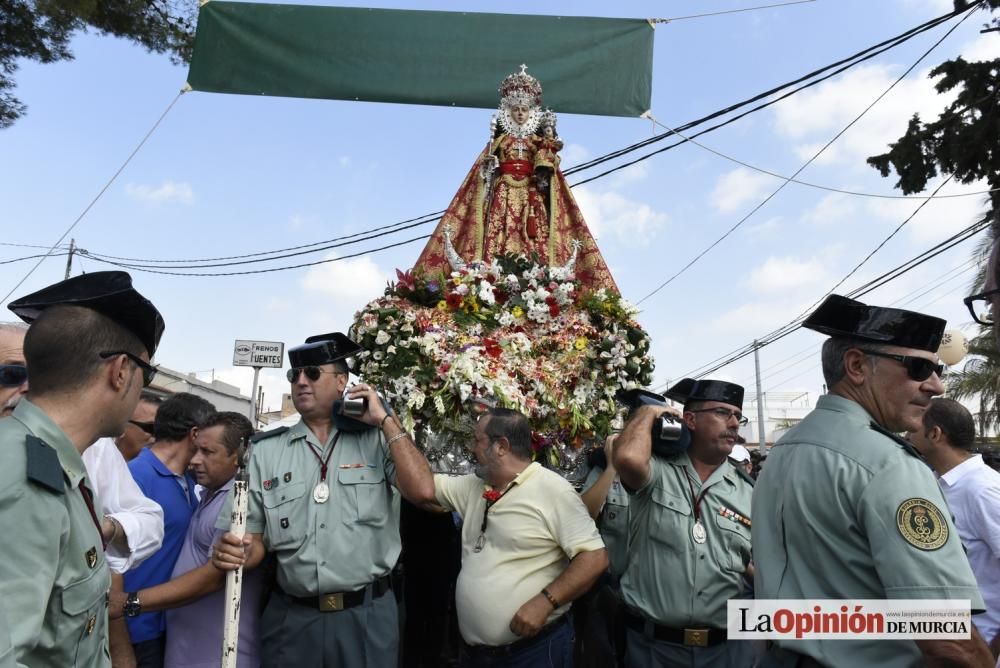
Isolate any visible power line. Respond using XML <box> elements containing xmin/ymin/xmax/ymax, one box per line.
<box><xmin>652</xmin><ymin>0</ymin><xmax>816</xmax><ymax>23</ymax></box>
<box><xmin>0</xmin><ymin>89</ymin><xmax>187</xmax><ymax>304</ymax></box>
<box><xmin>635</xmin><ymin>7</ymin><xmax>975</xmax><ymax>306</ymax></box>
<box><xmin>83</xmin><ymin>234</ymin><xmax>429</xmax><ymax>277</ymax></box>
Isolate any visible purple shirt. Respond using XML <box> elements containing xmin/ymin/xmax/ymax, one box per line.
<box><xmin>164</xmin><ymin>477</ymin><xmax>261</xmax><ymax>668</ymax></box>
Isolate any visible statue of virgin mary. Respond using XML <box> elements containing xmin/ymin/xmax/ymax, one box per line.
<box><xmin>413</xmin><ymin>65</ymin><xmax>618</xmax><ymax>293</ymax></box>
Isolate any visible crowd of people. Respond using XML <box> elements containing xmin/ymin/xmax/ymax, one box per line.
<box><xmin>0</xmin><ymin>260</ymin><xmax>999</xmax><ymax>668</ymax></box>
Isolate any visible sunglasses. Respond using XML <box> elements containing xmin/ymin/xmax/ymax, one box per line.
<box><xmin>128</xmin><ymin>420</ymin><xmax>156</xmax><ymax>435</ymax></box>
<box><xmin>99</xmin><ymin>351</ymin><xmax>157</xmax><ymax>387</ymax></box>
<box><xmin>0</xmin><ymin>364</ymin><xmax>27</xmax><ymax>388</ymax></box>
<box><xmin>286</xmin><ymin>367</ymin><xmax>345</xmax><ymax>383</ymax></box>
<box><xmin>963</xmin><ymin>288</ymin><xmax>1000</xmax><ymax>326</ymax></box>
<box><xmin>859</xmin><ymin>350</ymin><xmax>944</xmax><ymax>382</ymax></box>
<box><xmin>688</xmin><ymin>407</ymin><xmax>750</xmax><ymax>426</ymax></box>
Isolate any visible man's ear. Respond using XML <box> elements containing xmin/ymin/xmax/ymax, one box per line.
<box><xmin>842</xmin><ymin>348</ymin><xmax>870</xmax><ymax>386</ymax></box>
<box><xmin>494</xmin><ymin>436</ymin><xmax>510</xmax><ymax>457</ymax></box>
<box><xmin>106</xmin><ymin>354</ymin><xmax>131</xmax><ymax>392</ymax></box>
<box><xmin>928</xmin><ymin>426</ymin><xmax>942</xmax><ymax>443</ymax></box>
<box><xmin>683</xmin><ymin>411</ymin><xmax>697</xmax><ymax>432</ymax></box>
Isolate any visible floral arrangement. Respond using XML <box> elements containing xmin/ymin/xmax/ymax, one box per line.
<box><xmin>351</xmin><ymin>254</ymin><xmax>654</xmax><ymax>475</ymax></box>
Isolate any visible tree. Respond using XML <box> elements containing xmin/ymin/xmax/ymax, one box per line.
<box><xmin>0</xmin><ymin>0</ymin><xmax>197</xmax><ymax>129</ymax></box>
<box><xmin>867</xmin><ymin>1</ymin><xmax>1000</xmax><ymax>214</ymax></box>
<box><xmin>946</xmin><ymin>331</ymin><xmax>1000</xmax><ymax>438</ymax></box>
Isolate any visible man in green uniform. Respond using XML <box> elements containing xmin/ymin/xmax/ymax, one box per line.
<box><xmin>753</xmin><ymin>294</ymin><xmax>992</xmax><ymax>667</ymax></box>
<box><xmin>0</xmin><ymin>271</ymin><xmax>164</xmax><ymax>667</ymax></box>
<box><xmin>213</xmin><ymin>332</ymin><xmax>434</xmax><ymax>666</ymax></box>
<box><xmin>614</xmin><ymin>379</ymin><xmax>755</xmax><ymax>667</ymax></box>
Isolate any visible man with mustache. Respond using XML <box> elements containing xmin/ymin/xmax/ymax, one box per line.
<box><xmin>753</xmin><ymin>295</ymin><xmax>991</xmax><ymax>667</ymax></box>
<box><xmin>613</xmin><ymin>379</ymin><xmax>755</xmax><ymax>667</ymax></box>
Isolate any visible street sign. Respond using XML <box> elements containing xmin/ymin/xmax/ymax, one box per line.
<box><xmin>233</xmin><ymin>340</ymin><xmax>285</xmax><ymax>368</ymax></box>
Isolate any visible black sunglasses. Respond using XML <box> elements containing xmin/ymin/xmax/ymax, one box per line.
<box><xmin>859</xmin><ymin>350</ymin><xmax>944</xmax><ymax>382</ymax></box>
<box><xmin>963</xmin><ymin>288</ymin><xmax>1000</xmax><ymax>326</ymax></box>
<box><xmin>128</xmin><ymin>420</ymin><xmax>156</xmax><ymax>435</ymax></box>
<box><xmin>286</xmin><ymin>366</ymin><xmax>345</xmax><ymax>383</ymax></box>
<box><xmin>99</xmin><ymin>351</ymin><xmax>157</xmax><ymax>387</ymax></box>
<box><xmin>0</xmin><ymin>364</ymin><xmax>27</xmax><ymax>388</ymax></box>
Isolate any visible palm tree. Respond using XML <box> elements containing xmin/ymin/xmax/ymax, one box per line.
<box><xmin>945</xmin><ymin>330</ymin><xmax>1000</xmax><ymax>439</ymax></box>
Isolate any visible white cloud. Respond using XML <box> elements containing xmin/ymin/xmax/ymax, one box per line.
<box><xmin>896</xmin><ymin>0</ymin><xmax>953</xmax><ymax>14</ymax></box>
<box><xmin>126</xmin><ymin>180</ymin><xmax>194</xmax><ymax>204</ymax></box>
<box><xmin>301</xmin><ymin>254</ymin><xmax>391</xmax><ymax>323</ymax></box>
<box><xmin>711</xmin><ymin>168</ymin><xmax>777</xmax><ymax>213</ymax></box>
<box><xmin>573</xmin><ymin>187</ymin><xmax>668</xmax><ymax>246</ymax></box>
<box><xmin>709</xmin><ymin>298</ymin><xmax>812</xmax><ymax>333</ymax></box>
<box><xmin>338</xmin><ymin>156</ymin><xmax>352</xmax><ymax>167</ymax></box>
<box><xmin>771</xmin><ymin>64</ymin><xmax>955</xmax><ymax>169</ymax></box>
<box><xmin>749</xmin><ymin>256</ymin><xmax>829</xmax><ymax>292</ymax></box>
<box><xmin>212</xmin><ymin>367</ymin><xmax>290</xmax><ymax>413</ymax></box>
<box><xmin>561</xmin><ymin>143</ymin><xmax>592</xmax><ymax>168</ymax></box>
<box><xmin>864</xmin><ymin>179</ymin><xmax>990</xmax><ymax>243</ymax></box>
<box><xmin>801</xmin><ymin>193</ymin><xmax>860</xmax><ymax>226</ymax></box>
<box><xmin>960</xmin><ymin>32</ymin><xmax>1000</xmax><ymax>63</ymax></box>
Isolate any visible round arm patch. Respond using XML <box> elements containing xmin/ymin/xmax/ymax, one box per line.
<box><xmin>896</xmin><ymin>497</ymin><xmax>949</xmax><ymax>550</ymax></box>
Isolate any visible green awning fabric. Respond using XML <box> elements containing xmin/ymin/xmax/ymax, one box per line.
<box><xmin>187</xmin><ymin>2</ymin><xmax>654</xmax><ymax>118</ymax></box>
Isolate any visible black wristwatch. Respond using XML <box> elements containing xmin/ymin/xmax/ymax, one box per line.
<box><xmin>123</xmin><ymin>592</ymin><xmax>142</xmax><ymax>618</ymax></box>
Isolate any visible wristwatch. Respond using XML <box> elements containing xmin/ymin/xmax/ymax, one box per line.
<box><xmin>123</xmin><ymin>592</ymin><xmax>142</xmax><ymax>618</ymax></box>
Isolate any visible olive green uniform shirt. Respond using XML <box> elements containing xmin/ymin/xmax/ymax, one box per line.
<box><xmin>620</xmin><ymin>452</ymin><xmax>754</xmax><ymax>628</ymax></box>
<box><xmin>582</xmin><ymin>465</ymin><xmax>630</xmax><ymax>583</ymax></box>
<box><xmin>0</xmin><ymin>400</ymin><xmax>111</xmax><ymax>667</ymax></box>
<box><xmin>752</xmin><ymin>394</ymin><xmax>985</xmax><ymax>668</ymax></box>
<box><xmin>218</xmin><ymin>420</ymin><xmax>400</xmax><ymax>596</ymax></box>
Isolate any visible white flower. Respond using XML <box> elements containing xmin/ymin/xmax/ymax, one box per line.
<box><xmin>478</xmin><ymin>284</ymin><xmax>496</xmax><ymax>305</ymax></box>
<box><xmin>434</xmin><ymin>395</ymin><xmax>446</xmax><ymax>415</ymax></box>
<box><xmin>386</xmin><ymin>345</ymin><xmax>397</xmax><ymax>355</ymax></box>
<box><xmin>373</xmin><ymin>351</ymin><xmax>385</xmax><ymax>361</ymax></box>
<box><xmin>375</xmin><ymin>330</ymin><xmax>391</xmax><ymax>345</ymax></box>
<box><xmin>458</xmin><ymin>383</ymin><xmax>473</xmax><ymax>402</ymax></box>
<box><xmin>455</xmin><ymin>283</ymin><xmax>470</xmax><ymax>296</ymax></box>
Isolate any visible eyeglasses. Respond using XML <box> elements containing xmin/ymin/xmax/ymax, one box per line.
<box><xmin>99</xmin><ymin>351</ymin><xmax>157</xmax><ymax>387</ymax></box>
<box><xmin>128</xmin><ymin>420</ymin><xmax>156</xmax><ymax>435</ymax></box>
<box><xmin>286</xmin><ymin>367</ymin><xmax>346</xmax><ymax>383</ymax></box>
<box><xmin>963</xmin><ymin>288</ymin><xmax>1000</xmax><ymax>326</ymax></box>
<box><xmin>0</xmin><ymin>364</ymin><xmax>27</xmax><ymax>388</ymax></box>
<box><xmin>688</xmin><ymin>407</ymin><xmax>749</xmax><ymax>426</ymax></box>
<box><xmin>859</xmin><ymin>349</ymin><xmax>944</xmax><ymax>382</ymax></box>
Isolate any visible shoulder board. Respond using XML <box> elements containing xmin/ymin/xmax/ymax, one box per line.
<box><xmin>25</xmin><ymin>435</ymin><xmax>65</xmax><ymax>494</ymax></box>
<box><xmin>869</xmin><ymin>421</ymin><xmax>924</xmax><ymax>460</ymax></box>
<box><xmin>250</xmin><ymin>426</ymin><xmax>289</xmax><ymax>443</ymax></box>
<box><xmin>733</xmin><ymin>463</ymin><xmax>756</xmax><ymax>487</ymax></box>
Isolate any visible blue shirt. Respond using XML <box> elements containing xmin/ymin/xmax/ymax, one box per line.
<box><xmin>124</xmin><ymin>448</ymin><xmax>198</xmax><ymax>644</ymax></box>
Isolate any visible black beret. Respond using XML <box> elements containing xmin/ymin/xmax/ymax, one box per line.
<box><xmin>288</xmin><ymin>332</ymin><xmax>362</xmax><ymax>368</ymax></box>
<box><xmin>666</xmin><ymin>378</ymin><xmax>744</xmax><ymax>410</ymax></box>
<box><xmin>8</xmin><ymin>271</ymin><xmax>164</xmax><ymax>356</ymax></box>
<box><xmin>802</xmin><ymin>294</ymin><xmax>945</xmax><ymax>353</ymax></box>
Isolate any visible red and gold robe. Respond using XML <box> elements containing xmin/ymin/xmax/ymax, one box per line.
<box><xmin>413</xmin><ymin>134</ymin><xmax>619</xmax><ymax>293</ymax></box>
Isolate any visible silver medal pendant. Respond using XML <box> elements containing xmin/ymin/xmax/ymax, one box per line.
<box><xmin>692</xmin><ymin>520</ymin><xmax>707</xmax><ymax>544</ymax></box>
<box><xmin>473</xmin><ymin>534</ymin><xmax>486</xmax><ymax>553</ymax></box>
<box><xmin>313</xmin><ymin>481</ymin><xmax>330</xmax><ymax>504</ymax></box>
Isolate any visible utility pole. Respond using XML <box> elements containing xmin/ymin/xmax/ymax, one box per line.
<box><xmin>64</xmin><ymin>239</ymin><xmax>75</xmax><ymax>279</ymax></box>
<box><xmin>754</xmin><ymin>340</ymin><xmax>767</xmax><ymax>454</ymax></box>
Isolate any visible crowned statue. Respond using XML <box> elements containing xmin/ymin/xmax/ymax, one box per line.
<box><xmin>413</xmin><ymin>65</ymin><xmax>618</xmax><ymax>293</ymax></box>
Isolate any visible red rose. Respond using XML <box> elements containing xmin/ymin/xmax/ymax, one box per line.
<box><xmin>446</xmin><ymin>293</ymin><xmax>463</xmax><ymax>310</ymax></box>
<box><xmin>548</xmin><ymin>303</ymin><xmax>560</xmax><ymax>317</ymax></box>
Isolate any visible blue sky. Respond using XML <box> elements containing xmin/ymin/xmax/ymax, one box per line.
<box><xmin>1</xmin><ymin>0</ymin><xmax>997</xmax><ymax>413</ymax></box>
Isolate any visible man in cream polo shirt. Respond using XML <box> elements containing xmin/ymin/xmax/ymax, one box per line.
<box><xmin>417</xmin><ymin>407</ymin><xmax>608</xmax><ymax>666</ymax></box>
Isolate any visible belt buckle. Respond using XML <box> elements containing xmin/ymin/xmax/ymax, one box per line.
<box><xmin>684</xmin><ymin>628</ymin><xmax>708</xmax><ymax>647</ymax></box>
<box><xmin>319</xmin><ymin>592</ymin><xmax>344</xmax><ymax>612</ymax></box>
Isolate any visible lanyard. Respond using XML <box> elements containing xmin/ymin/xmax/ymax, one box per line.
<box><xmin>304</xmin><ymin>432</ymin><xmax>342</xmax><ymax>483</ymax></box>
<box><xmin>79</xmin><ymin>481</ymin><xmax>108</xmax><ymax>550</ymax></box>
<box><xmin>676</xmin><ymin>466</ymin><xmax>711</xmax><ymax>523</ymax></box>
<box><xmin>480</xmin><ymin>482</ymin><xmax>518</xmax><ymax>535</ymax></box>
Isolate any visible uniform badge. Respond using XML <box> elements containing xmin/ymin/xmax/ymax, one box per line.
<box><xmin>280</xmin><ymin>518</ymin><xmax>289</xmax><ymax>529</ymax></box>
<box><xmin>896</xmin><ymin>497</ymin><xmax>948</xmax><ymax>550</ymax></box>
<box><xmin>85</xmin><ymin>546</ymin><xmax>98</xmax><ymax>569</ymax></box>
<box><xmin>263</xmin><ymin>478</ymin><xmax>272</xmax><ymax>490</ymax></box>
<box><xmin>283</xmin><ymin>472</ymin><xmax>292</xmax><ymax>483</ymax></box>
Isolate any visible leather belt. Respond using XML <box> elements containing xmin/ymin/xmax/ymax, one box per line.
<box><xmin>283</xmin><ymin>574</ymin><xmax>391</xmax><ymax>612</ymax></box>
<box><xmin>624</xmin><ymin>610</ymin><xmax>727</xmax><ymax>647</ymax></box>
<box><xmin>464</xmin><ymin>613</ymin><xmax>571</xmax><ymax>658</ymax></box>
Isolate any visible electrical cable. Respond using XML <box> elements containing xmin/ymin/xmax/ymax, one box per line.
<box><xmin>634</xmin><ymin>6</ymin><xmax>978</xmax><ymax>307</ymax></box>
<box><xmin>651</xmin><ymin>0</ymin><xmax>816</xmax><ymax>23</ymax></box>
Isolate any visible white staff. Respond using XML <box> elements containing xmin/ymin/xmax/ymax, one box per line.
<box><xmin>221</xmin><ymin>437</ymin><xmax>251</xmax><ymax>667</ymax></box>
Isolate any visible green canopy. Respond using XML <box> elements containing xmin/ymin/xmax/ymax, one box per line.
<box><xmin>187</xmin><ymin>2</ymin><xmax>654</xmax><ymax>118</ymax></box>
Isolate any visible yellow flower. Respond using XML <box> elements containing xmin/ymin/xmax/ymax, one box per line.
<box><xmin>436</xmin><ymin>300</ymin><xmax>448</xmax><ymax>311</ymax></box>
<box><xmin>512</xmin><ymin>306</ymin><xmax>524</xmax><ymax>319</ymax></box>
<box><xmin>574</xmin><ymin>337</ymin><xmax>587</xmax><ymax>351</ymax></box>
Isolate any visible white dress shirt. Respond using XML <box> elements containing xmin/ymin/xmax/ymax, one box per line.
<box><xmin>82</xmin><ymin>438</ymin><xmax>164</xmax><ymax>574</ymax></box>
<box><xmin>939</xmin><ymin>455</ymin><xmax>1000</xmax><ymax>644</ymax></box>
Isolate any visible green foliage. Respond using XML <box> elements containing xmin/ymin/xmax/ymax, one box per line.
<box><xmin>1</xmin><ymin>0</ymin><xmax>197</xmax><ymax>128</ymax></box>
<box><xmin>945</xmin><ymin>329</ymin><xmax>1000</xmax><ymax>437</ymax></box>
